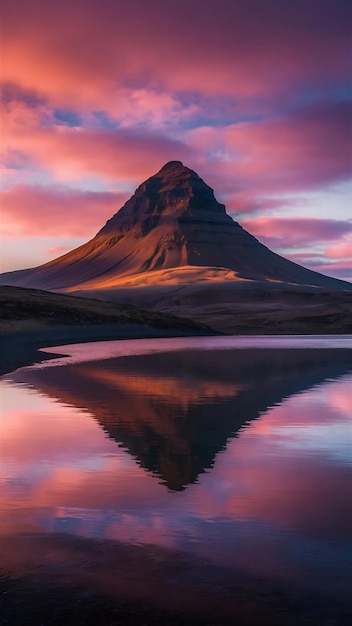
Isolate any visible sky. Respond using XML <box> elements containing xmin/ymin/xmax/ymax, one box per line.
<box><xmin>1</xmin><ymin>0</ymin><xmax>351</xmax><ymax>281</ymax></box>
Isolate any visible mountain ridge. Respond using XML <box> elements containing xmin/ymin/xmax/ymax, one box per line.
<box><xmin>1</xmin><ymin>161</ymin><xmax>351</xmax><ymax>295</ymax></box>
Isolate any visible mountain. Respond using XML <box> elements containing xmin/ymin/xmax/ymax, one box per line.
<box><xmin>1</xmin><ymin>161</ymin><xmax>351</xmax><ymax>292</ymax></box>
<box><xmin>2</xmin><ymin>162</ymin><xmax>351</xmax><ymax>333</ymax></box>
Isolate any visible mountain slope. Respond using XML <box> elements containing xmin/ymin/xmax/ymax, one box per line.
<box><xmin>1</xmin><ymin>161</ymin><xmax>351</xmax><ymax>292</ymax></box>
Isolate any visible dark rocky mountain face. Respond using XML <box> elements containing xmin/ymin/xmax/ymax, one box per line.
<box><xmin>1</xmin><ymin>161</ymin><xmax>351</xmax><ymax>291</ymax></box>
<box><xmin>100</xmin><ymin>161</ymin><xmax>229</xmax><ymax>235</ymax></box>
<box><xmin>95</xmin><ymin>160</ymin><xmax>243</xmax><ymax>275</ymax></box>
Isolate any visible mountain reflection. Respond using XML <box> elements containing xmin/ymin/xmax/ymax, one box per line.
<box><xmin>13</xmin><ymin>347</ymin><xmax>352</xmax><ymax>491</ymax></box>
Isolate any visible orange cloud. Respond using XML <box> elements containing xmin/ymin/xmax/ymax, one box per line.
<box><xmin>45</xmin><ymin>245</ymin><xmax>71</xmax><ymax>256</ymax></box>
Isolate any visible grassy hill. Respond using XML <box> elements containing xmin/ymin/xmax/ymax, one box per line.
<box><xmin>0</xmin><ymin>285</ymin><xmax>212</xmax><ymax>374</ymax></box>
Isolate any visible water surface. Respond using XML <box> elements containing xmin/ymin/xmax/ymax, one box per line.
<box><xmin>1</xmin><ymin>336</ymin><xmax>352</xmax><ymax>623</ymax></box>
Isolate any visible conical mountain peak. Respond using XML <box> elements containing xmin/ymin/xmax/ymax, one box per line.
<box><xmin>155</xmin><ymin>160</ymin><xmax>205</xmax><ymax>183</ymax></box>
<box><xmin>1</xmin><ymin>162</ymin><xmax>351</xmax><ymax>292</ymax></box>
<box><xmin>158</xmin><ymin>160</ymin><xmax>185</xmax><ymax>172</ymax></box>
<box><xmin>156</xmin><ymin>160</ymin><xmax>199</xmax><ymax>179</ymax></box>
<box><xmin>99</xmin><ymin>162</ymin><xmax>228</xmax><ymax>237</ymax></box>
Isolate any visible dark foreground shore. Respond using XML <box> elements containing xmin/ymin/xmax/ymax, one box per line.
<box><xmin>0</xmin><ymin>321</ymin><xmax>214</xmax><ymax>376</ymax></box>
<box><xmin>1</xmin><ymin>532</ymin><xmax>351</xmax><ymax>626</ymax></box>
<box><xmin>0</xmin><ymin>285</ymin><xmax>215</xmax><ymax>375</ymax></box>
<box><xmin>2</xmin><ymin>575</ymin><xmax>348</xmax><ymax>626</ymax></box>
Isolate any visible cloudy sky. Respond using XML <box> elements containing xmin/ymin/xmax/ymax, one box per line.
<box><xmin>1</xmin><ymin>0</ymin><xmax>351</xmax><ymax>281</ymax></box>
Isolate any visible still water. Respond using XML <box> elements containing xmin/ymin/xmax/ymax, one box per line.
<box><xmin>1</xmin><ymin>336</ymin><xmax>352</xmax><ymax>622</ymax></box>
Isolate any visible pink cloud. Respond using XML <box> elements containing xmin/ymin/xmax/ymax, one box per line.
<box><xmin>226</xmin><ymin>193</ymin><xmax>313</xmax><ymax>219</ymax></box>
<box><xmin>238</xmin><ymin>214</ymin><xmax>352</xmax><ymax>281</ymax></box>
<box><xmin>286</xmin><ymin>252</ymin><xmax>323</xmax><ymax>262</ymax></box>
<box><xmin>1</xmin><ymin>96</ymin><xmax>193</xmax><ymax>183</ymax></box>
<box><xmin>242</xmin><ymin>216</ymin><xmax>352</xmax><ymax>247</ymax></box>
<box><xmin>283</xmin><ymin>253</ymin><xmax>352</xmax><ymax>282</ymax></box>
<box><xmin>1</xmin><ymin>1</ymin><xmax>350</xmax><ymax>109</ymax></box>
<box><xmin>325</xmin><ymin>240</ymin><xmax>352</xmax><ymax>259</ymax></box>
<box><xmin>2</xmin><ymin>94</ymin><xmax>350</xmax><ymax>207</ymax></box>
<box><xmin>308</xmin><ymin>259</ymin><xmax>352</xmax><ymax>281</ymax></box>
<box><xmin>189</xmin><ymin>101</ymin><xmax>352</xmax><ymax>203</ymax></box>
<box><xmin>0</xmin><ymin>185</ymin><xmax>129</xmax><ymax>237</ymax></box>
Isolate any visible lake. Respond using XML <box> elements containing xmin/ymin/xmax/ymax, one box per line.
<box><xmin>1</xmin><ymin>335</ymin><xmax>352</xmax><ymax>625</ymax></box>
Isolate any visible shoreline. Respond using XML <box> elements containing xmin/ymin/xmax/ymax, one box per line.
<box><xmin>0</xmin><ymin>321</ymin><xmax>216</xmax><ymax>376</ymax></box>
<box><xmin>1</xmin><ymin>285</ymin><xmax>351</xmax><ymax>376</ymax></box>
<box><xmin>2</xmin><ymin>323</ymin><xmax>352</xmax><ymax>377</ymax></box>
<box><xmin>0</xmin><ymin>285</ymin><xmax>216</xmax><ymax>376</ymax></box>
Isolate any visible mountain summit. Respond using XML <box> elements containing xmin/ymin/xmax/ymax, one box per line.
<box><xmin>1</xmin><ymin>162</ymin><xmax>351</xmax><ymax>291</ymax></box>
<box><xmin>99</xmin><ymin>160</ymin><xmax>230</xmax><ymax>238</ymax></box>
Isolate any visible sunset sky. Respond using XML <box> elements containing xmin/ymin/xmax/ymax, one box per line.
<box><xmin>1</xmin><ymin>0</ymin><xmax>351</xmax><ymax>281</ymax></box>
